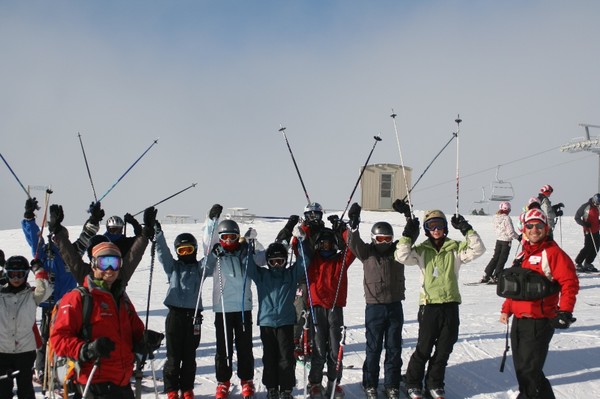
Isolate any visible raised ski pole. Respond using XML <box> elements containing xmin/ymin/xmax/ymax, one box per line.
<box><xmin>34</xmin><ymin>188</ymin><xmax>53</xmax><ymax>260</ymax></box>
<box><xmin>97</xmin><ymin>138</ymin><xmax>159</xmax><ymax>203</ymax></box>
<box><xmin>329</xmin><ymin>326</ymin><xmax>347</xmax><ymax>399</ymax></box>
<box><xmin>0</xmin><ymin>152</ymin><xmax>32</xmax><ymax>197</ymax></box>
<box><xmin>298</xmin><ymin>238</ymin><xmax>317</xmax><ymax>333</ymax></box>
<box><xmin>132</xmin><ymin>183</ymin><xmax>197</xmax><ymax>217</ymax></box>
<box><xmin>77</xmin><ymin>133</ymin><xmax>98</xmax><ymax>202</ymax></box>
<box><xmin>278</xmin><ymin>125</ymin><xmax>312</xmax><ymax>205</ymax></box>
<box><xmin>454</xmin><ymin>115</ymin><xmax>462</xmax><ymax>216</ymax></box>
<box><xmin>217</xmin><ymin>258</ymin><xmax>231</xmax><ymax>367</ymax></box>
<box><xmin>135</xmin><ymin>237</ymin><xmax>158</xmax><ymax>399</ymax></box>
<box><xmin>339</xmin><ymin>135</ymin><xmax>383</xmax><ymax>220</ymax></box>
<box><xmin>391</xmin><ymin>110</ymin><xmax>415</xmax><ymax>217</ymax></box>
<box><xmin>193</xmin><ymin>217</ymin><xmax>219</xmax><ymax>330</ymax></box>
<box><xmin>241</xmin><ymin>230</ymin><xmax>256</xmax><ymax>331</ymax></box>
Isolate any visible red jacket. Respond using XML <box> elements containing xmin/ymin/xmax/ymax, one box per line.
<box><xmin>307</xmin><ymin>229</ymin><xmax>356</xmax><ymax>308</ymax></box>
<box><xmin>50</xmin><ymin>276</ymin><xmax>144</xmax><ymax>387</ymax></box>
<box><xmin>501</xmin><ymin>239</ymin><xmax>579</xmax><ymax>319</ymax></box>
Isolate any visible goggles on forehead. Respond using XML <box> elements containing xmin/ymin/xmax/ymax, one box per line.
<box><xmin>424</xmin><ymin>219</ymin><xmax>447</xmax><ymax>232</ymax></box>
<box><xmin>94</xmin><ymin>255</ymin><xmax>122</xmax><ymax>271</ymax></box>
<box><xmin>525</xmin><ymin>222</ymin><xmax>545</xmax><ymax>230</ymax></box>
<box><xmin>176</xmin><ymin>245</ymin><xmax>196</xmax><ymax>256</ymax></box>
<box><xmin>373</xmin><ymin>235</ymin><xmax>393</xmax><ymax>243</ymax></box>
<box><xmin>219</xmin><ymin>233</ymin><xmax>239</xmax><ymax>242</ymax></box>
<box><xmin>267</xmin><ymin>257</ymin><xmax>287</xmax><ymax>268</ymax></box>
<box><xmin>7</xmin><ymin>270</ymin><xmax>29</xmax><ymax>280</ymax></box>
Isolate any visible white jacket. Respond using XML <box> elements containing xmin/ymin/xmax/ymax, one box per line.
<box><xmin>493</xmin><ymin>213</ymin><xmax>519</xmax><ymax>242</ymax></box>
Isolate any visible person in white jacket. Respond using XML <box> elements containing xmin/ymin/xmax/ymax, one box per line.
<box><xmin>480</xmin><ymin>201</ymin><xmax>519</xmax><ymax>284</ymax></box>
<box><xmin>0</xmin><ymin>255</ymin><xmax>52</xmax><ymax>398</ymax></box>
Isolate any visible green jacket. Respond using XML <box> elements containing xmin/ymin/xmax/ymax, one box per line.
<box><xmin>395</xmin><ymin>230</ymin><xmax>485</xmax><ymax>305</ymax></box>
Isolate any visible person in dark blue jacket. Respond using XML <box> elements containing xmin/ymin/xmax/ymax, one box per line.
<box><xmin>247</xmin><ymin>229</ymin><xmax>310</xmax><ymax>399</ymax></box>
<box><xmin>21</xmin><ymin>197</ymin><xmax>103</xmax><ymax>384</ymax></box>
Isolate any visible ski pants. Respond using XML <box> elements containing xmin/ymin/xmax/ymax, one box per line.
<box><xmin>82</xmin><ymin>382</ymin><xmax>135</xmax><ymax>399</ymax></box>
<box><xmin>214</xmin><ymin>311</ymin><xmax>254</xmax><ymax>383</ymax></box>
<box><xmin>163</xmin><ymin>307</ymin><xmax>202</xmax><ymax>393</ymax></box>
<box><xmin>575</xmin><ymin>231</ymin><xmax>600</xmax><ymax>265</ymax></box>
<box><xmin>260</xmin><ymin>325</ymin><xmax>296</xmax><ymax>391</ymax></box>
<box><xmin>362</xmin><ymin>301</ymin><xmax>404</xmax><ymax>390</ymax></box>
<box><xmin>484</xmin><ymin>240</ymin><xmax>513</xmax><ymax>278</ymax></box>
<box><xmin>0</xmin><ymin>350</ymin><xmax>36</xmax><ymax>399</ymax></box>
<box><xmin>309</xmin><ymin>305</ymin><xmax>344</xmax><ymax>385</ymax></box>
<box><xmin>405</xmin><ymin>303</ymin><xmax>459</xmax><ymax>391</ymax></box>
<box><xmin>511</xmin><ymin>318</ymin><xmax>555</xmax><ymax>399</ymax></box>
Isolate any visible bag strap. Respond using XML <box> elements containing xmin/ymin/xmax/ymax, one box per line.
<box><xmin>76</xmin><ymin>286</ymin><xmax>93</xmax><ymax>343</ymax></box>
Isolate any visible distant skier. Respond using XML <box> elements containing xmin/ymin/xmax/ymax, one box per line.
<box><xmin>537</xmin><ymin>184</ymin><xmax>564</xmax><ymax>231</ymax></box>
<box><xmin>573</xmin><ymin>193</ymin><xmax>600</xmax><ymax>273</ymax></box>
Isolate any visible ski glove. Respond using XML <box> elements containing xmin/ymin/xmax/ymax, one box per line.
<box><xmin>24</xmin><ymin>197</ymin><xmax>39</xmax><ymax>219</ymax></box>
<box><xmin>80</xmin><ymin>337</ymin><xmax>115</xmax><ymax>362</ymax></box>
<box><xmin>276</xmin><ymin>215</ymin><xmax>300</xmax><ymax>244</ymax></box>
<box><xmin>124</xmin><ymin>213</ymin><xmax>142</xmax><ymax>236</ymax></box>
<box><xmin>244</xmin><ymin>227</ymin><xmax>257</xmax><ymax>240</ymax></box>
<box><xmin>30</xmin><ymin>259</ymin><xmax>43</xmax><ymax>273</ymax></box>
<box><xmin>451</xmin><ymin>214</ymin><xmax>473</xmax><ymax>236</ymax></box>
<box><xmin>48</xmin><ymin>204</ymin><xmax>64</xmax><ymax>234</ymax></box>
<box><xmin>142</xmin><ymin>207</ymin><xmax>157</xmax><ymax>240</ymax></box>
<box><xmin>402</xmin><ymin>217</ymin><xmax>420</xmax><ymax>244</ymax></box>
<box><xmin>284</xmin><ymin>215</ymin><xmax>300</xmax><ymax>231</ymax></box>
<box><xmin>134</xmin><ymin>330</ymin><xmax>165</xmax><ymax>359</ymax></box>
<box><xmin>209</xmin><ymin>204</ymin><xmax>223</xmax><ymax>220</ymax></box>
<box><xmin>328</xmin><ymin>215</ymin><xmax>347</xmax><ymax>233</ymax></box>
<box><xmin>348</xmin><ymin>203</ymin><xmax>361</xmax><ymax>230</ymax></box>
<box><xmin>392</xmin><ymin>198</ymin><xmax>411</xmax><ymax>218</ymax></box>
<box><xmin>552</xmin><ymin>203</ymin><xmax>565</xmax><ymax>212</ymax></box>
<box><xmin>555</xmin><ymin>209</ymin><xmax>563</xmax><ymax>217</ymax></box>
<box><xmin>551</xmin><ymin>311</ymin><xmax>576</xmax><ymax>329</ymax></box>
<box><xmin>87</xmin><ymin>202</ymin><xmax>105</xmax><ymax>225</ymax></box>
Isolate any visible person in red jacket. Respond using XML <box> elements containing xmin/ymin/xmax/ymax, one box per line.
<box><xmin>499</xmin><ymin>209</ymin><xmax>579</xmax><ymax>399</ymax></box>
<box><xmin>50</xmin><ymin>242</ymin><xmax>145</xmax><ymax>399</ymax></box>
<box><xmin>573</xmin><ymin>193</ymin><xmax>600</xmax><ymax>272</ymax></box>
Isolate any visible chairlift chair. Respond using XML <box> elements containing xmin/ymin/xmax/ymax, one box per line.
<box><xmin>489</xmin><ymin>166</ymin><xmax>514</xmax><ymax>201</ymax></box>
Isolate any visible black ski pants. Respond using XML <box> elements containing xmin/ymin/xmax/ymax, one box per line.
<box><xmin>163</xmin><ymin>307</ymin><xmax>202</xmax><ymax>393</ymax></box>
<box><xmin>484</xmin><ymin>240</ymin><xmax>513</xmax><ymax>278</ymax></box>
<box><xmin>404</xmin><ymin>303</ymin><xmax>459</xmax><ymax>391</ymax></box>
<box><xmin>214</xmin><ymin>311</ymin><xmax>254</xmax><ymax>383</ymax></box>
<box><xmin>511</xmin><ymin>318</ymin><xmax>555</xmax><ymax>399</ymax></box>
<box><xmin>83</xmin><ymin>382</ymin><xmax>135</xmax><ymax>399</ymax></box>
<box><xmin>0</xmin><ymin>350</ymin><xmax>36</xmax><ymax>399</ymax></box>
<box><xmin>260</xmin><ymin>325</ymin><xmax>296</xmax><ymax>391</ymax></box>
<box><xmin>362</xmin><ymin>301</ymin><xmax>404</xmax><ymax>390</ymax></box>
<box><xmin>575</xmin><ymin>231</ymin><xmax>600</xmax><ymax>265</ymax></box>
<box><xmin>309</xmin><ymin>305</ymin><xmax>344</xmax><ymax>385</ymax></box>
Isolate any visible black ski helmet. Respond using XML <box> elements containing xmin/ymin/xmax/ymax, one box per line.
<box><xmin>5</xmin><ymin>255</ymin><xmax>29</xmax><ymax>271</ymax></box>
<box><xmin>266</xmin><ymin>242</ymin><xmax>288</xmax><ymax>269</ymax></box>
<box><xmin>217</xmin><ymin>219</ymin><xmax>240</xmax><ymax>235</ymax></box>
<box><xmin>174</xmin><ymin>233</ymin><xmax>198</xmax><ymax>251</ymax></box>
<box><xmin>370</xmin><ymin>222</ymin><xmax>394</xmax><ymax>243</ymax></box>
<box><xmin>87</xmin><ymin>235</ymin><xmax>111</xmax><ymax>259</ymax></box>
<box><xmin>314</xmin><ymin>227</ymin><xmax>338</xmax><ymax>251</ymax></box>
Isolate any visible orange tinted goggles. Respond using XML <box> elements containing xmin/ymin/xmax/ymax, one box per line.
<box><xmin>373</xmin><ymin>235</ymin><xmax>393</xmax><ymax>243</ymax></box>
<box><xmin>176</xmin><ymin>245</ymin><xmax>196</xmax><ymax>256</ymax></box>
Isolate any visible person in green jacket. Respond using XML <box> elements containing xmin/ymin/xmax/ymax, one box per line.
<box><xmin>394</xmin><ymin>208</ymin><xmax>485</xmax><ymax>399</ymax></box>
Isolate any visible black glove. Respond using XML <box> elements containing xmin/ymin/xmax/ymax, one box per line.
<box><xmin>552</xmin><ymin>203</ymin><xmax>565</xmax><ymax>211</ymax></box>
<box><xmin>0</xmin><ymin>249</ymin><xmax>5</xmax><ymax>267</ymax></box>
<box><xmin>24</xmin><ymin>197</ymin><xmax>39</xmax><ymax>219</ymax></box>
<box><xmin>517</xmin><ymin>234</ymin><xmax>522</xmax><ymax>242</ymax></box>
<box><xmin>154</xmin><ymin>220</ymin><xmax>162</xmax><ymax>234</ymax></box>
<box><xmin>142</xmin><ymin>207</ymin><xmax>157</xmax><ymax>240</ymax></box>
<box><xmin>348</xmin><ymin>203</ymin><xmax>361</xmax><ymax>229</ymax></box>
<box><xmin>212</xmin><ymin>243</ymin><xmax>225</xmax><ymax>257</ymax></box>
<box><xmin>48</xmin><ymin>204</ymin><xmax>64</xmax><ymax>233</ymax></box>
<box><xmin>284</xmin><ymin>215</ymin><xmax>300</xmax><ymax>231</ymax></box>
<box><xmin>392</xmin><ymin>198</ymin><xmax>411</xmax><ymax>217</ymax></box>
<box><xmin>451</xmin><ymin>214</ymin><xmax>473</xmax><ymax>236</ymax></box>
<box><xmin>327</xmin><ymin>215</ymin><xmax>346</xmax><ymax>233</ymax></box>
<box><xmin>551</xmin><ymin>311</ymin><xmax>576</xmax><ymax>329</ymax></box>
<box><xmin>134</xmin><ymin>330</ymin><xmax>165</xmax><ymax>359</ymax></box>
<box><xmin>87</xmin><ymin>202</ymin><xmax>105</xmax><ymax>225</ymax></box>
<box><xmin>124</xmin><ymin>213</ymin><xmax>142</xmax><ymax>236</ymax></box>
<box><xmin>402</xmin><ymin>217</ymin><xmax>420</xmax><ymax>244</ymax></box>
<box><xmin>80</xmin><ymin>337</ymin><xmax>115</xmax><ymax>362</ymax></box>
<box><xmin>555</xmin><ymin>209</ymin><xmax>563</xmax><ymax>217</ymax></box>
<box><xmin>30</xmin><ymin>259</ymin><xmax>43</xmax><ymax>273</ymax></box>
<box><xmin>276</xmin><ymin>215</ymin><xmax>299</xmax><ymax>243</ymax></box>
<box><xmin>209</xmin><ymin>204</ymin><xmax>223</xmax><ymax>220</ymax></box>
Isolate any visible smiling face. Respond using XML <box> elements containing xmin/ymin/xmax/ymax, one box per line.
<box><xmin>524</xmin><ymin>219</ymin><xmax>548</xmax><ymax>243</ymax></box>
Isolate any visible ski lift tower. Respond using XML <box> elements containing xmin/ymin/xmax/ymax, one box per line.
<box><xmin>560</xmin><ymin>124</ymin><xmax>600</xmax><ymax>192</ymax></box>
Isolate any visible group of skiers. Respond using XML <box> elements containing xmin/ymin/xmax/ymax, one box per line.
<box><xmin>0</xmin><ymin>185</ymin><xmax>584</xmax><ymax>399</ymax></box>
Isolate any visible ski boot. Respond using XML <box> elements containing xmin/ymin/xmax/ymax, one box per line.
<box><xmin>182</xmin><ymin>389</ymin><xmax>195</xmax><ymax>399</ymax></box>
<box><xmin>216</xmin><ymin>381</ymin><xmax>230</xmax><ymax>399</ymax></box>
<box><xmin>326</xmin><ymin>381</ymin><xmax>345</xmax><ymax>399</ymax></box>
<box><xmin>167</xmin><ymin>391</ymin><xmax>180</xmax><ymax>399</ymax></box>
<box><xmin>428</xmin><ymin>388</ymin><xmax>446</xmax><ymax>399</ymax></box>
<box><xmin>363</xmin><ymin>386</ymin><xmax>378</xmax><ymax>399</ymax></box>
<box><xmin>241</xmin><ymin>379</ymin><xmax>255</xmax><ymax>399</ymax></box>
<box><xmin>384</xmin><ymin>387</ymin><xmax>400</xmax><ymax>399</ymax></box>
<box><xmin>266</xmin><ymin>388</ymin><xmax>279</xmax><ymax>399</ymax></box>
<box><xmin>406</xmin><ymin>388</ymin><xmax>423</xmax><ymax>399</ymax></box>
<box><xmin>280</xmin><ymin>390</ymin><xmax>293</xmax><ymax>399</ymax></box>
<box><xmin>308</xmin><ymin>383</ymin><xmax>324</xmax><ymax>399</ymax></box>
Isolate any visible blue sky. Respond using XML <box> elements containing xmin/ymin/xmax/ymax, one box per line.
<box><xmin>1</xmin><ymin>1</ymin><xmax>600</xmax><ymax>229</ymax></box>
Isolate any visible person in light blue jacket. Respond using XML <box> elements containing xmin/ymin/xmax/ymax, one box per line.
<box><xmin>246</xmin><ymin>228</ymin><xmax>310</xmax><ymax>399</ymax></box>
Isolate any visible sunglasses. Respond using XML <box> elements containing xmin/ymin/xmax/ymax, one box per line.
<box><xmin>373</xmin><ymin>235</ymin><xmax>393</xmax><ymax>243</ymax></box>
<box><xmin>267</xmin><ymin>257</ymin><xmax>287</xmax><ymax>267</ymax></box>
<box><xmin>304</xmin><ymin>211</ymin><xmax>323</xmax><ymax>221</ymax></box>
<box><xmin>94</xmin><ymin>255</ymin><xmax>122</xmax><ymax>271</ymax></box>
<box><xmin>424</xmin><ymin>220</ymin><xmax>446</xmax><ymax>231</ymax></box>
<box><xmin>219</xmin><ymin>233</ymin><xmax>239</xmax><ymax>242</ymax></box>
<box><xmin>525</xmin><ymin>222</ymin><xmax>545</xmax><ymax>230</ymax></box>
<box><xmin>176</xmin><ymin>245</ymin><xmax>196</xmax><ymax>256</ymax></box>
<box><xmin>7</xmin><ymin>270</ymin><xmax>28</xmax><ymax>280</ymax></box>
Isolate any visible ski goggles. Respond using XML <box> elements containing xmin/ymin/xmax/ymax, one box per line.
<box><xmin>219</xmin><ymin>233</ymin><xmax>239</xmax><ymax>242</ymax></box>
<box><xmin>176</xmin><ymin>245</ymin><xmax>196</xmax><ymax>256</ymax></box>
<box><xmin>424</xmin><ymin>219</ymin><xmax>447</xmax><ymax>232</ymax></box>
<box><xmin>7</xmin><ymin>270</ymin><xmax>29</xmax><ymax>280</ymax></box>
<box><xmin>373</xmin><ymin>235</ymin><xmax>393</xmax><ymax>243</ymax></box>
<box><xmin>94</xmin><ymin>255</ymin><xmax>122</xmax><ymax>271</ymax></box>
<box><xmin>525</xmin><ymin>222</ymin><xmax>545</xmax><ymax>230</ymax></box>
<box><xmin>267</xmin><ymin>257</ymin><xmax>287</xmax><ymax>268</ymax></box>
<box><xmin>304</xmin><ymin>211</ymin><xmax>323</xmax><ymax>221</ymax></box>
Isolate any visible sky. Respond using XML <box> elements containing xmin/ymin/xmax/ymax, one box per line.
<box><xmin>2</xmin><ymin>1</ymin><xmax>600</xmax><ymax>230</ymax></box>
<box><xmin>2</xmin><ymin>211</ymin><xmax>599</xmax><ymax>398</ymax></box>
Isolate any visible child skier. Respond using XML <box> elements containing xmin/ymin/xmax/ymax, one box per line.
<box><xmin>480</xmin><ymin>201</ymin><xmax>519</xmax><ymax>284</ymax></box>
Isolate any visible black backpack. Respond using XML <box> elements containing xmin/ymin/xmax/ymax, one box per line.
<box><xmin>497</xmin><ymin>259</ymin><xmax>560</xmax><ymax>301</ymax></box>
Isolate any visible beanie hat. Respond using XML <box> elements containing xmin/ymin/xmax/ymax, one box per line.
<box><xmin>91</xmin><ymin>242</ymin><xmax>121</xmax><ymax>258</ymax></box>
<box><xmin>523</xmin><ymin>209</ymin><xmax>548</xmax><ymax>225</ymax></box>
